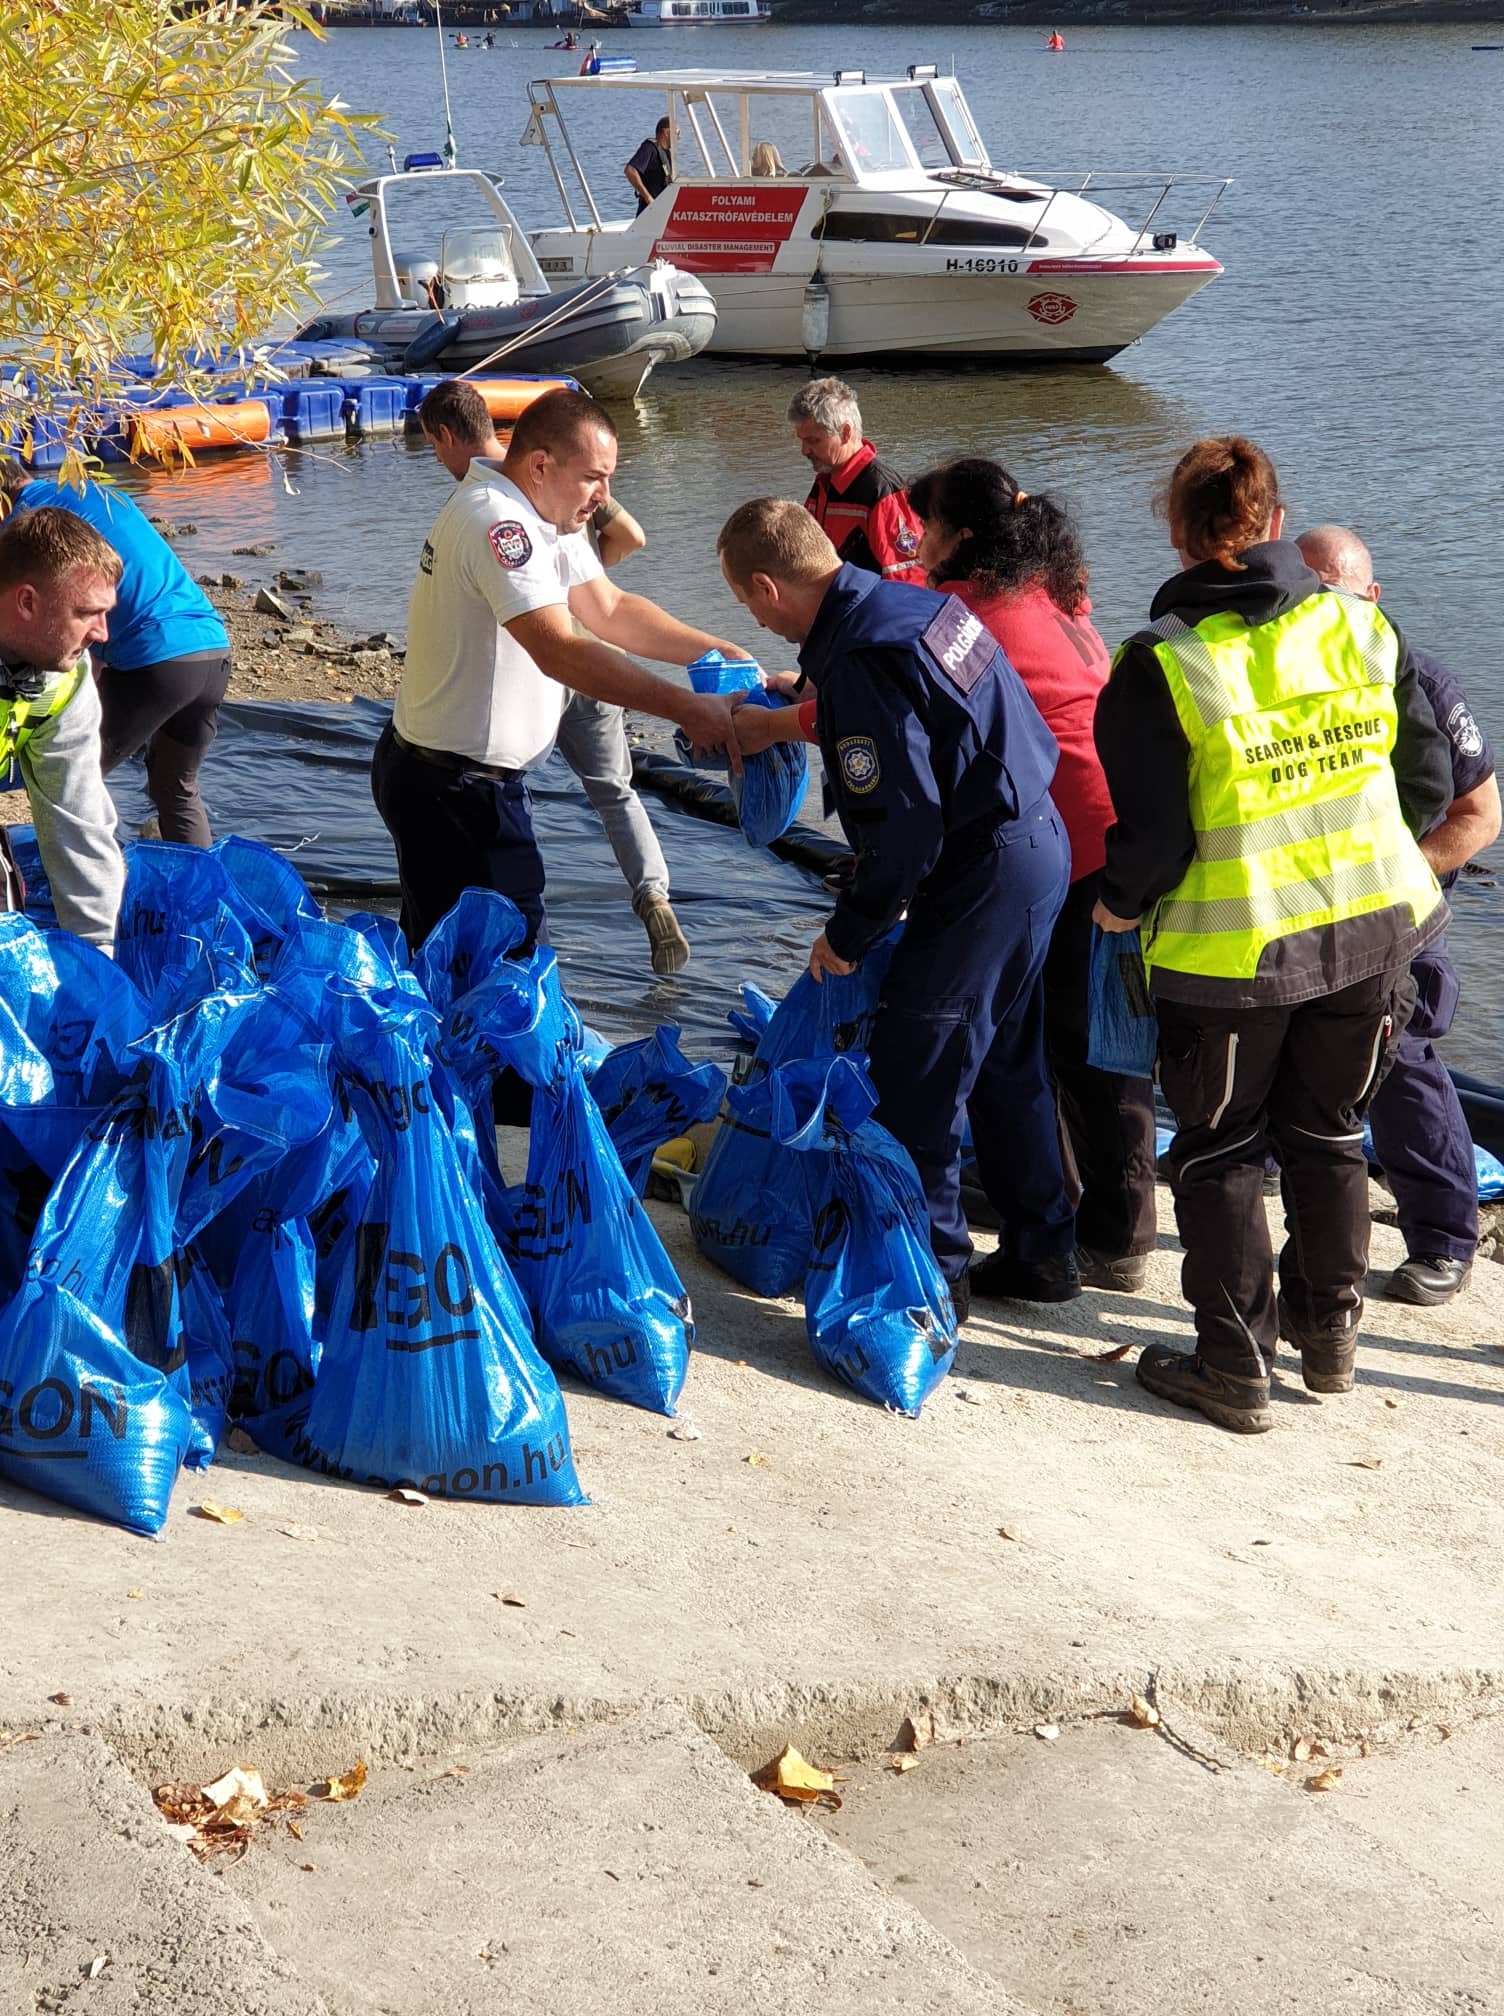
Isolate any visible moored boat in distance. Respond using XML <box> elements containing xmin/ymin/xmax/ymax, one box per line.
<box><xmin>294</xmin><ymin>156</ymin><xmax>716</xmax><ymax>399</ymax></box>
<box><xmin>634</xmin><ymin>0</ymin><xmax>773</xmax><ymax>23</ymax></box>
<box><xmin>524</xmin><ymin>66</ymin><xmax>1229</xmax><ymax>364</ymax></box>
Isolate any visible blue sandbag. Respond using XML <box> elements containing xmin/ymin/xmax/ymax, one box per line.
<box><xmin>691</xmin><ymin>929</ymin><xmax>900</xmax><ymax>1295</ymax></box>
<box><xmin>0</xmin><ymin>967</ymin><xmax>317</xmax><ymax>1529</ymax></box>
<box><xmin>1086</xmin><ymin>926</ymin><xmax>1158</xmax><ymax>1078</ymax></box>
<box><xmin>758</xmin><ymin>1055</ymin><xmax>958</xmax><ymax>1415</ymax></box>
<box><xmin>1361</xmin><ymin>1120</ymin><xmax>1504</xmax><ymax>1205</ymax></box>
<box><xmin>672</xmin><ymin>654</ymin><xmax>809</xmax><ymax>849</ymax></box>
<box><xmin>727</xmin><ymin>983</ymin><xmax>777</xmax><ymax>1047</ymax></box>
<box><xmin>589</xmin><ymin>1026</ymin><xmax>726</xmax><ymax>1194</ymax></box>
<box><xmin>426</xmin><ymin>892</ymin><xmax>693</xmax><ymax>1416</ymax></box>
<box><xmin>260</xmin><ymin>917</ymin><xmax>584</xmax><ymax>1503</ymax></box>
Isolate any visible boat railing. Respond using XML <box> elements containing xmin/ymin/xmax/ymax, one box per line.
<box><xmin>931</xmin><ymin>168</ymin><xmax>1231</xmax><ymax>251</ymax></box>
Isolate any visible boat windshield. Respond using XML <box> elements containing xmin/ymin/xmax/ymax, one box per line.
<box><xmin>928</xmin><ymin>79</ymin><xmax>990</xmax><ymax>170</ymax></box>
<box><xmin>889</xmin><ymin>86</ymin><xmax>953</xmax><ymax>172</ymax></box>
<box><xmin>828</xmin><ymin>89</ymin><xmax>917</xmax><ymax>176</ymax></box>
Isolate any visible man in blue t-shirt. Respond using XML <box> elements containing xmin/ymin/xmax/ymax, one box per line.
<box><xmin>1</xmin><ymin>464</ymin><xmax>230</xmax><ymax>846</ymax></box>
<box><xmin>1298</xmin><ymin>526</ymin><xmax>1500</xmax><ymax>1307</ymax></box>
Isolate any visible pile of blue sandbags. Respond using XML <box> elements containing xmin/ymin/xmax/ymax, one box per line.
<box><xmin>0</xmin><ymin>843</ymin><xmax>717</xmax><ymax>1536</ymax></box>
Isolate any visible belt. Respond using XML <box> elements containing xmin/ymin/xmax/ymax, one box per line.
<box><xmin>392</xmin><ymin>727</ymin><xmax>524</xmax><ymax>783</ymax></box>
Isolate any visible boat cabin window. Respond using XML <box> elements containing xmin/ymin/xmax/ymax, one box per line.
<box><xmin>890</xmin><ymin>87</ymin><xmax>952</xmax><ymax>173</ymax></box>
<box><xmin>927</xmin><ymin>79</ymin><xmax>989</xmax><ymax>170</ymax></box>
<box><xmin>813</xmin><ymin>212</ymin><xmax>1044</xmax><ymax>248</ymax></box>
<box><xmin>829</xmin><ymin>90</ymin><xmax>916</xmax><ymax>176</ymax></box>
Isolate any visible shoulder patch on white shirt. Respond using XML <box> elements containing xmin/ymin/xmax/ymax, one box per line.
<box><xmin>922</xmin><ymin>597</ymin><xmax>994</xmax><ymax>695</ymax></box>
<box><xmin>488</xmin><ymin>520</ymin><xmax>534</xmax><ymax>570</ymax></box>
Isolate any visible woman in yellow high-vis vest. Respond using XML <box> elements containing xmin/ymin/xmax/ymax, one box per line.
<box><xmin>1092</xmin><ymin>438</ymin><xmax>1454</xmax><ymax>1433</ymax></box>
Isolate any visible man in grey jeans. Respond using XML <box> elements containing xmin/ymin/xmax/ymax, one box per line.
<box><xmin>0</xmin><ymin>506</ymin><xmax>126</xmax><ymax>950</ymax></box>
<box><xmin>418</xmin><ymin>379</ymin><xmax>691</xmax><ymax>976</ymax></box>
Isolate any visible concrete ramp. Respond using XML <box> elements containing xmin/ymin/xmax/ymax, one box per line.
<box><xmin>224</xmin><ymin>1706</ymin><xmax>1031</xmax><ymax>2016</ymax></box>
<box><xmin>0</xmin><ymin>1732</ymin><xmax>329</xmax><ymax>2016</ymax></box>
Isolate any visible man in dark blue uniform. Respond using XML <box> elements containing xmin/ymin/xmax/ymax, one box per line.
<box><xmin>1298</xmin><ymin>527</ymin><xmax>1500</xmax><ymax>1306</ymax></box>
<box><xmin>718</xmin><ymin>497</ymin><xmax>1076</xmax><ymax>1314</ymax></box>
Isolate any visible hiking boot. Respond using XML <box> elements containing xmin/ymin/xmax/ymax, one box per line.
<box><xmin>1075</xmin><ymin>1245</ymin><xmax>1149</xmax><ymax>1293</ymax></box>
<box><xmin>639</xmin><ymin>896</ymin><xmax>690</xmax><ymax>977</ymax></box>
<box><xmin>1382</xmin><ymin>1255</ymin><xmax>1472</xmax><ymax>1307</ymax></box>
<box><xmin>1135</xmin><ymin>1342</ymin><xmax>1272</xmax><ymax>1434</ymax></box>
<box><xmin>969</xmin><ymin>1249</ymin><xmax>1081</xmax><ymax>1305</ymax></box>
<box><xmin>1277</xmin><ymin>1292</ymin><xmax>1358</xmax><ymax>1394</ymax></box>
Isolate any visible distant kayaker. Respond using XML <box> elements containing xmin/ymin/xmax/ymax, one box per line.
<box><xmin>624</xmin><ymin>116</ymin><xmax>672</xmax><ymax>215</ymax></box>
<box><xmin>1047</xmin><ymin>30</ymin><xmax>1065</xmax><ymax>50</ymax></box>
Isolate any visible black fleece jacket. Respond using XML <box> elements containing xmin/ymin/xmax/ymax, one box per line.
<box><xmin>1094</xmin><ymin>542</ymin><xmax>1455</xmax><ymax>921</ymax></box>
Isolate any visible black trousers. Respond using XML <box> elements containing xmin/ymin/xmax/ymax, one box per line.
<box><xmin>1043</xmin><ymin>873</ymin><xmax>1159</xmax><ymax>1260</ymax></box>
<box><xmin>98</xmin><ymin>649</ymin><xmax>231</xmax><ymax>848</ymax></box>
<box><xmin>1157</xmin><ymin>967</ymin><xmax>1414</xmax><ymax>1380</ymax></box>
<box><xmin>370</xmin><ymin>719</ymin><xmax>546</xmax><ymax>954</ymax></box>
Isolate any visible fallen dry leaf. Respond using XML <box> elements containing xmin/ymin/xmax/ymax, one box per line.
<box><xmin>1408</xmin><ymin>1715</ymin><xmax>1424</xmax><ymax>1732</ymax></box>
<box><xmin>997</xmin><ymin>1525</ymin><xmax>1021</xmax><ymax>1541</ymax></box>
<box><xmin>750</xmin><ymin>1745</ymin><xmax>841</xmax><ymax>1810</ymax></box>
<box><xmin>1292</xmin><ymin>1737</ymin><xmax>1312</xmax><ymax>1763</ymax></box>
<box><xmin>288</xmin><ymin>1819</ymin><xmax>303</xmax><ymax>1841</ymax></box>
<box><xmin>1034</xmin><ymin>1723</ymin><xmax>1061</xmax><ymax>1743</ymax></box>
<box><xmin>192</xmin><ymin>1502</ymin><xmax>245</xmax><ymax>1525</ymax></box>
<box><xmin>49</xmin><ymin>1693</ymin><xmax>72</xmax><ymax>1707</ymax></box>
<box><xmin>444</xmin><ymin>1765</ymin><xmax>469</xmax><ymax>1778</ymax></box>
<box><xmin>1310</xmin><ymin>1741</ymin><xmax>1331</xmax><ymax>1759</ymax></box>
<box><xmin>1384</xmin><ymin>1397</ymin><xmax>1400</xmax><ymax>1410</ymax></box>
<box><xmin>743</xmin><ymin>1452</ymin><xmax>770</xmax><ymax>1467</ymax></box>
<box><xmin>1127</xmin><ymin>1695</ymin><xmax>1160</xmax><ymax>1730</ymax></box>
<box><xmin>126</xmin><ymin>1590</ymin><xmax>143</xmax><ymax>1601</ymax></box>
<box><xmin>898</xmin><ymin>1712</ymin><xmax>933</xmax><ymax>1752</ymax></box>
<box><xmin>388</xmin><ymin>1487</ymin><xmax>428</xmax><ymax>1506</ymax></box>
<box><xmin>891</xmin><ymin>1754</ymin><xmax>920</xmax><ymax>1773</ymax></box>
<box><xmin>300</xmin><ymin>1862</ymin><xmax>316</xmax><ymax>1873</ymax></box>
<box><xmin>494</xmin><ymin>1593</ymin><xmax>527</xmax><ymax>1608</ymax></box>
<box><xmin>226</xmin><ymin>1428</ymin><xmax>258</xmax><ymax>1455</ymax></box>
<box><xmin>1439</xmin><ymin>1724</ymin><xmax>1454</xmax><ymax>1741</ymax></box>
<box><xmin>1350</xmin><ymin>1458</ymin><xmax>1383</xmax><ymax>1472</ymax></box>
<box><xmin>85</xmin><ymin>1956</ymin><xmax>108</xmax><ymax>1981</ymax></box>
<box><xmin>280</xmin><ymin>1523</ymin><xmax>321</xmax><ymax>1542</ymax></box>
<box><xmin>1307</xmin><ymin>1766</ymin><xmax>1343</xmax><ymax>1792</ymax></box>
<box><xmin>318</xmin><ymin>1758</ymin><xmax>367</xmax><ymax>1803</ymax></box>
<box><xmin>1360</xmin><ymin>1740</ymin><xmax>1375</xmax><ymax>1758</ymax></box>
<box><xmin>1093</xmin><ymin>1341</ymin><xmax>1134</xmax><ymax>1364</ymax></box>
<box><xmin>956</xmin><ymin>1388</ymin><xmax>985</xmax><ymax>1406</ymax></box>
<box><xmin>668</xmin><ymin>1421</ymin><xmax>702</xmax><ymax>1441</ymax></box>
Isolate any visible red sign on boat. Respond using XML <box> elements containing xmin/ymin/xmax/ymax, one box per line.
<box><xmin>651</xmin><ymin>185</ymin><xmax>806</xmax><ymax>274</ymax></box>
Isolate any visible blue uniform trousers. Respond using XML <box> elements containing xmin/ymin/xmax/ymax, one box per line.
<box><xmin>1366</xmin><ymin>941</ymin><xmax>1478</xmax><ymax>1262</ymax></box>
<box><xmin>371</xmin><ymin>718</ymin><xmax>547</xmax><ymax>954</ymax></box>
<box><xmin>867</xmin><ymin>804</ymin><xmax>1074</xmax><ymax>1284</ymax></box>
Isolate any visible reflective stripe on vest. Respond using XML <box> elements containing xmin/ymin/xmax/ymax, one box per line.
<box><xmin>1136</xmin><ymin>591</ymin><xmax>1443</xmax><ymax>984</ymax></box>
<box><xmin>0</xmin><ymin>659</ymin><xmax>86</xmax><ymax>770</ymax></box>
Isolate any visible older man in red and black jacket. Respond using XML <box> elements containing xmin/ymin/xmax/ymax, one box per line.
<box><xmin>788</xmin><ymin>377</ymin><xmax>926</xmax><ymax>585</ymax></box>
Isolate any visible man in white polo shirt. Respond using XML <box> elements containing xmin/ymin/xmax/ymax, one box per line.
<box><xmin>373</xmin><ymin>386</ymin><xmax>751</xmax><ymax>954</ymax></box>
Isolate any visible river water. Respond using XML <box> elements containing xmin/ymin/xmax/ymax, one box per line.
<box><xmin>120</xmin><ymin>20</ymin><xmax>1504</xmax><ymax>1060</ymax></box>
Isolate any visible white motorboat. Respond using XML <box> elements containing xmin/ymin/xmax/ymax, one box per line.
<box><xmin>524</xmin><ymin>67</ymin><xmax>1229</xmax><ymax>363</ymax></box>
<box><xmin>633</xmin><ymin>1</ymin><xmax>773</xmax><ymax>24</ymax></box>
<box><xmin>296</xmin><ymin>157</ymin><xmax>717</xmax><ymax>399</ymax></box>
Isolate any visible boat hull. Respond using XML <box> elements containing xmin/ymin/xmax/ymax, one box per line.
<box><xmin>525</xmin><ymin>239</ymin><xmax>1219</xmax><ymax>363</ymax></box>
<box><xmin>296</xmin><ymin>271</ymin><xmax>716</xmax><ymax>399</ymax></box>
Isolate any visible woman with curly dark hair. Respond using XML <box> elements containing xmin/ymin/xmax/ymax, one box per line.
<box><xmin>907</xmin><ymin>456</ymin><xmax>1158</xmax><ymax>1304</ymax></box>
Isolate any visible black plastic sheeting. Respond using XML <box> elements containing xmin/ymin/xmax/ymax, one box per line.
<box><xmin>105</xmin><ymin>698</ymin><xmax>835</xmax><ymax>1064</ymax></box>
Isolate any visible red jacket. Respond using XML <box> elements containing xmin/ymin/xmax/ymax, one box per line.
<box><xmin>803</xmin><ymin>440</ymin><xmax>925</xmax><ymax>585</ymax></box>
<box><xmin>948</xmin><ymin>579</ymin><xmax>1116</xmax><ymax>883</ymax></box>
